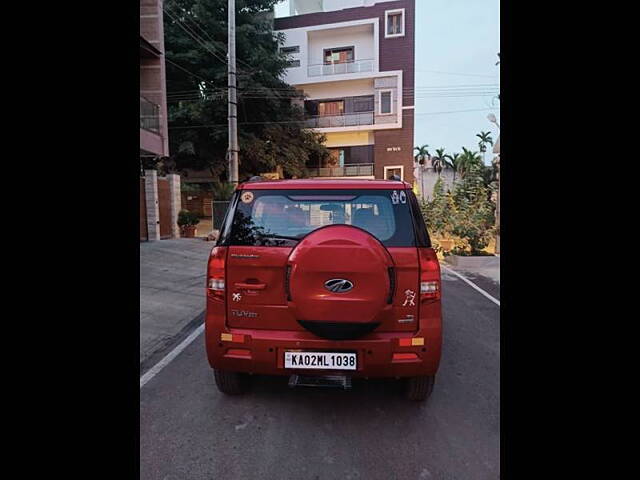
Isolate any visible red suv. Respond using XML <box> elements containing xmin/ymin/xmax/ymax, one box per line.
<box><xmin>205</xmin><ymin>179</ymin><xmax>442</xmax><ymax>401</ymax></box>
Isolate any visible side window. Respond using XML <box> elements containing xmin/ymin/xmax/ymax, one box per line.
<box><xmin>407</xmin><ymin>190</ymin><xmax>431</xmax><ymax>247</ymax></box>
<box><xmin>217</xmin><ymin>191</ymin><xmax>240</xmax><ymax>246</ymax></box>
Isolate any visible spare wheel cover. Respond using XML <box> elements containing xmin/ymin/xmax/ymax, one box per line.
<box><xmin>287</xmin><ymin>225</ymin><xmax>394</xmax><ymax>339</ymax></box>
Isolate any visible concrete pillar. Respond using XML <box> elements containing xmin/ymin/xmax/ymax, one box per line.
<box><xmin>167</xmin><ymin>174</ymin><xmax>181</xmax><ymax>239</ymax></box>
<box><xmin>144</xmin><ymin>170</ymin><xmax>161</xmax><ymax>241</ymax></box>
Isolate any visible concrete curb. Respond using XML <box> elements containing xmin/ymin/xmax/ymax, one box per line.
<box><xmin>445</xmin><ymin>255</ymin><xmax>500</xmax><ymax>269</ymax></box>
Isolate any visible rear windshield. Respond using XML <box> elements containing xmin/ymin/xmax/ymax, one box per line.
<box><xmin>220</xmin><ymin>189</ymin><xmax>423</xmax><ymax>247</ymax></box>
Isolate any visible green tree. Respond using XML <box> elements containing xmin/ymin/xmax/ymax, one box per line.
<box><xmin>164</xmin><ymin>0</ymin><xmax>329</xmax><ymax>181</ymax></box>
<box><xmin>476</xmin><ymin>131</ymin><xmax>494</xmax><ymax>164</ymax></box>
<box><xmin>431</xmin><ymin>148</ymin><xmax>447</xmax><ymax>177</ymax></box>
<box><xmin>414</xmin><ymin>145</ymin><xmax>430</xmax><ymax>165</ymax></box>
<box><xmin>444</xmin><ymin>152</ymin><xmax>461</xmax><ymax>183</ymax></box>
<box><xmin>458</xmin><ymin>147</ymin><xmax>482</xmax><ymax>179</ymax></box>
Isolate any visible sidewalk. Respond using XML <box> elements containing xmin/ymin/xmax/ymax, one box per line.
<box><xmin>140</xmin><ymin>238</ymin><xmax>214</xmax><ymax>366</ymax></box>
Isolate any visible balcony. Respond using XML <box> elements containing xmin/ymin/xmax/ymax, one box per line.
<box><xmin>140</xmin><ymin>96</ymin><xmax>160</xmax><ymax>133</ymax></box>
<box><xmin>308</xmin><ymin>58</ymin><xmax>374</xmax><ymax>78</ymax></box>
<box><xmin>275</xmin><ymin>0</ymin><xmax>390</xmax><ymax>18</ymax></box>
<box><xmin>308</xmin><ymin>163</ymin><xmax>374</xmax><ymax>177</ymax></box>
<box><xmin>305</xmin><ymin>112</ymin><xmax>374</xmax><ymax>128</ymax></box>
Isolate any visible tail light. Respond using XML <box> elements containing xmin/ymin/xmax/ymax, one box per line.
<box><xmin>418</xmin><ymin>247</ymin><xmax>441</xmax><ymax>301</ymax></box>
<box><xmin>207</xmin><ymin>246</ymin><xmax>227</xmax><ymax>301</ymax></box>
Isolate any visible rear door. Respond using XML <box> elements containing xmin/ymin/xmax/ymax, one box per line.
<box><xmin>220</xmin><ymin>187</ymin><xmax>422</xmax><ymax>333</ymax></box>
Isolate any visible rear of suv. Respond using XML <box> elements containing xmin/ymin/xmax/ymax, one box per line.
<box><xmin>205</xmin><ymin>179</ymin><xmax>442</xmax><ymax>401</ymax></box>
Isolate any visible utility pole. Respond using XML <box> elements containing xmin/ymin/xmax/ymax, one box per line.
<box><xmin>227</xmin><ymin>0</ymin><xmax>239</xmax><ymax>185</ymax></box>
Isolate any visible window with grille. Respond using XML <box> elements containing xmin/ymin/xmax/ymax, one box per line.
<box><xmin>385</xmin><ymin>10</ymin><xmax>405</xmax><ymax>38</ymax></box>
<box><xmin>280</xmin><ymin>45</ymin><xmax>300</xmax><ymax>54</ymax></box>
<box><xmin>380</xmin><ymin>91</ymin><xmax>392</xmax><ymax>114</ymax></box>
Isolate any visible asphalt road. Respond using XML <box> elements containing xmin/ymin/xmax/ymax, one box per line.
<box><xmin>140</xmin><ymin>269</ymin><xmax>500</xmax><ymax>480</ymax></box>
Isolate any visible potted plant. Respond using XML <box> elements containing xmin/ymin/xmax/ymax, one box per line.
<box><xmin>178</xmin><ymin>210</ymin><xmax>200</xmax><ymax>238</ymax></box>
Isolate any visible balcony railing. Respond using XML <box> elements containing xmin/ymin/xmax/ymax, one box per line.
<box><xmin>307</xmin><ymin>59</ymin><xmax>374</xmax><ymax>77</ymax></box>
<box><xmin>140</xmin><ymin>96</ymin><xmax>160</xmax><ymax>133</ymax></box>
<box><xmin>305</xmin><ymin>112</ymin><xmax>374</xmax><ymax>129</ymax></box>
<box><xmin>308</xmin><ymin>163</ymin><xmax>374</xmax><ymax>178</ymax></box>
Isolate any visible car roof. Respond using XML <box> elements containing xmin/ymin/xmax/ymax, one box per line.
<box><xmin>237</xmin><ymin>179</ymin><xmax>412</xmax><ymax>190</ymax></box>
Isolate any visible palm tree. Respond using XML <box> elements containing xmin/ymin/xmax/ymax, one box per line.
<box><xmin>431</xmin><ymin>148</ymin><xmax>447</xmax><ymax>177</ymax></box>
<box><xmin>414</xmin><ymin>145</ymin><xmax>430</xmax><ymax>199</ymax></box>
<box><xmin>459</xmin><ymin>147</ymin><xmax>482</xmax><ymax>178</ymax></box>
<box><xmin>476</xmin><ymin>131</ymin><xmax>494</xmax><ymax>164</ymax></box>
<box><xmin>445</xmin><ymin>152</ymin><xmax>461</xmax><ymax>182</ymax></box>
<box><xmin>414</xmin><ymin>145</ymin><xmax>430</xmax><ymax>166</ymax></box>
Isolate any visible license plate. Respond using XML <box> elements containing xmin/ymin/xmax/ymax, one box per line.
<box><xmin>284</xmin><ymin>351</ymin><xmax>357</xmax><ymax>370</ymax></box>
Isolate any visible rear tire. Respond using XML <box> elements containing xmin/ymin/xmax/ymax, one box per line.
<box><xmin>406</xmin><ymin>375</ymin><xmax>435</xmax><ymax>401</ymax></box>
<box><xmin>213</xmin><ymin>369</ymin><xmax>249</xmax><ymax>395</ymax></box>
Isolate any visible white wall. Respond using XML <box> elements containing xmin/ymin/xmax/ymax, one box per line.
<box><xmin>277</xmin><ymin>19</ymin><xmax>378</xmax><ymax>85</ymax></box>
<box><xmin>307</xmin><ymin>25</ymin><xmax>374</xmax><ymax>65</ymax></box>
<box><xmin>287</xmin><ymin>0</ymin><xmax>397</xmax><ymax>15</ymax></box>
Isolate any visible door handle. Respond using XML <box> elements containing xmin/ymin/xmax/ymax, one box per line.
<box><xmin>234</xmin><ymin>282</ymin><xmax>267</xmax><ymax>291</ymax></box>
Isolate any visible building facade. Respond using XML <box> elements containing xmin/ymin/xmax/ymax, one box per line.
<box><xmin>140</xmin><ymin>0</ymin><xmax>169</xmax><ymax>161</ymax></box>
<box><xmin>274</xmin><ymin>0</ymin><xmax>415</xmax><ymax>183</ymax></box>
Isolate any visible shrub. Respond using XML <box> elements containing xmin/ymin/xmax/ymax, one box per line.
<box><xmin>421</xmin><ymin>163</ymin><xmax>495</xmax><ymax>255</ymax></box>
<box><xmin>177</xmin><ymin>210</ymin><xmax>200</xmax><ymax>227</ymax></box>
<box><xmin>420</xmin><ymin>178</ymin><xmax>455</xmax><ymax>239</ymax></box>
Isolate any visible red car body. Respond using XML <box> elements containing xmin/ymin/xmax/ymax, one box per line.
<box><xmin>205</xmin><ymin>179</ymin><xmax>442</xmax><ymax>398</ymax></box>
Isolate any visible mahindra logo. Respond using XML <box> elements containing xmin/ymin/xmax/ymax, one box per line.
<box><xmin>324</xmin><ymin>278</ymin><xmax>354</xmax><ymax>293</ymax></box>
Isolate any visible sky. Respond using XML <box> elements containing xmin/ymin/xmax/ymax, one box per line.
<box><xmin>413</xmin><ymin>0</ymin><xmax>500</xmax><ymax>161</ymax></box>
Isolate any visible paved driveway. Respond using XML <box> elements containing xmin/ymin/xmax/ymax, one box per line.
<box><xmin>140</xmin><ymin>267</ymin><xmax>500</xmax><ymax>480</ymax></box>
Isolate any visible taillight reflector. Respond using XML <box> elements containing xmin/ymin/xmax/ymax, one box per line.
<box><xmin>220</xmin><ymin>333</ymin><xmax>245</xmax><ymax>343</ymax></box>
<box><xmin>399</xmin><ymin>337</ymin><xmax>424</xmax><ymax>347</ymax></box>
<box><xmin>207</xmin><ymin>247</ymin><xmax>226</xmax><ymax>300</ymax></box>
<box><xmin>419</xmin><ymin>248</ymin><xmax>441</xmax><ymax>301</ymax></box>
<box><xmin>392</xmin><ymin>353</ymin><xmax>419</xmax><ymax>361</ymax></box>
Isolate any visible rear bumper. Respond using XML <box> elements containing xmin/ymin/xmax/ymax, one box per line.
<box><xmin>205</xmin><ymin>316</ymin><xmax>442</xmax><ymax>379</ymax></box>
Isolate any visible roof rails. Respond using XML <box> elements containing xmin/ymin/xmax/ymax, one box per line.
<box><xmin>246</xmin><ymin>176</ymin><xmax>264</xmax><ymax>182</ymax></box>
<box><xmin>387</xmin><ymin>175</ymin><xmax>402</xmax><ymax>181</ymax></box>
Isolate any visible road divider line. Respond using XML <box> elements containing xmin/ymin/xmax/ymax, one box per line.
<box><xmin>140</xmin><ymin>323</ymin><xmax>205</xmax><ymax>389</ymax></box>
<box><xmin>441</xmin><ymin>265</ymin><xmax>500</xmax><ymax>306</ymax></box>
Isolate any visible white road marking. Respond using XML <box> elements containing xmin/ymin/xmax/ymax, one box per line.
<box><xmin>140</xmin><ymin>323</ymin><xmax>205</xmax><ymax>389</ymax></box>
<box><xmin>441</xmin><ymin>265</ymin><xmax>500</xmax><ymax>306</ymax></box>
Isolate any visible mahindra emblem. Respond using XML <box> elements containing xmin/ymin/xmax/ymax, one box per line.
<box><xmin>324</xmin><ymin>278</ymin><xmax>354</xmax><ymax>293</ymax></box>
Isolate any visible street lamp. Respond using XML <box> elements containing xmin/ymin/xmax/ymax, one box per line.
<box><xmin>487</xmin><ymin>114</ymin><xmax>500</xmax><ymax>255</ymax></box>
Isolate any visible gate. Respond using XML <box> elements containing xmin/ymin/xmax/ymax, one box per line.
<box><xmin>140</xmin><ymin>178</ymin><xmax>148</xmax><ymax>241</ymax></box>
<box><xmin>157</xmin><ymin>177</ymin><xmax>172</xmax><ymax>239</ymax></box>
